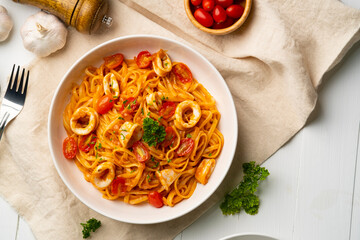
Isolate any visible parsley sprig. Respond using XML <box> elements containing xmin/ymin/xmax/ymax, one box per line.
<box><xmin>220</xmin><ymin>161</ymin><xmax>269</xmax><ymax>215</ymax></box>
<box><xmin>80</xmin><ymin>218</ymin><xmax>101</xmax><ymax>239</ymax></box>
<box><xmin>142</xmin><ymin>117</ymin><xmax>166</xmax><ymax>147</ymax></box>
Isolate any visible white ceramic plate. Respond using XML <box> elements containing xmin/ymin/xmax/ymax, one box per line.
<box><xmin>48</xmin><ymin>35</ymin><xmax>238</xmax><ymax>224</ymax></box>
<box><xmin>220</xmin><ymin>233</ymin><xmax>278</xmax><ymax>240</ymax></box>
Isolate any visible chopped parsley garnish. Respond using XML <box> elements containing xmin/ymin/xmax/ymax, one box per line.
<box><xmin>142</xmin><ymin>117</ymin><xmax>166</xmax><ymax>147</ymax></box>
<box><xmin>158</xmin><ymin>116</ymin><xmax>163</xmax><ymax>121</ymax></box>
<box><xmin>118</xmin><ymin>116</ymin><xmax>124</xmax><ymax>120</ymax></box>
<box><xmin>220</xmin><ymin>161</ymin><xmax>269</xmax><ymax>216</ymax></box>
<box><xmin>161</xmin><ymin>96</ymin><xmax>165</xmax><ymax>100</ymax></box>
<box><xmin>186</xmin><ymin>133</ymin><xmax>192</xmax><ymax>138</ymax></box>
<box><xmin>147</xmin><ymin>112</ymin><xmax>151</xmax><ymax>116</ymax></box>
<box><xmin>120</xmin><ymin>133</ymin><xmax>126</xmax><ymax>140</ymax></box>
<box><xmin>80</xmin><ymin>218</ymin><xmax>101</xmax><ymax>239</ymax></box>
<box><xmin>209</xmin><ymin>153</ymin><xmax>212</xmax><ymax>156</ymax></box>
<box><xmin>123</xmin><ymin>100</ymin><xmax>128</xmax><ymax>105</ymax></box>
<box><xmin>141</xmin><ymin>108</ymin><xmax>144</xmax><ymax>115</ymax></box>
<box><xmin>167</xmin><ymin>159</ymin><xmax>171</xmax><ymax>163</ymax></box>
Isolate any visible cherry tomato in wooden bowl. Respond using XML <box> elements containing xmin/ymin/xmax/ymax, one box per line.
<box><xmin>184</xmin><ymin>0</ymin><xmax>252</xmax><ymax>35</ymax></box>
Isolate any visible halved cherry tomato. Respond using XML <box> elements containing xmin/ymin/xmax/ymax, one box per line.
<box><xmin>194</xmin><ymin>8</ymin><xmax>214</xmax><ymax>28</ymax></box>
<box><xmin>162</xmin><ymin>126</ymin><xmax>176</xmax><ymax>148</ymax></box>
<box><xmin>213</xmin><ymin>5</ymin><xmax>227</xmax><ymax>23</ymax></box>
<box><xmin>148</xmin><ymin>191</ymin><xmax>164</xmax><ymax>208</ymax></box>
<box><xmin>215</xmin><ymin>0</ymin><xmax>233</xmax><ymax>8</ymax></box>
<box><xmin>133</xmin><ymin>141</ymin><xmax>150</xmax><ymax>162</ymax></box>
<box><xmin>226</xmin><ymin>4</ymin><xmax>244</xmax><ymax>18</ymax></box>
<box><xmin>213</xmin><ymin>17</ymin><xmax>234</xmax><ymax>29</ymax></box>
<box><xmin>191</xmin><ymin>0</ymin><xmax>202</xmax><ymax>6</ymax></box>
<box><xmin>111</xmin><ymin>177</ymin><xmax>126</xmax><ymax>195</ymax></box>
<box><xmin>63</xmin><ymin>137</ymin><xmax>77</xmax><ymax>159</ymax></box>
<box><xmin>159</xmin><ymin>101</ymin><xmax>176</xmax><ymax>119</ymax></box>
<box><xmin>95</xmin><ymin>95</ymin><xmax>115</xmax><ymax>114</ymax></box>
<box><xmin>78</xmin><ymin>133</ymin><xmax>97</xmax><ymax>152</ymax></box>
<box><xmin>176</xmin><ymin>138</ymin><xmax>195</xmax><ymax>156</ymax></box>
<box><xmin>202</xmin><ymin>0</ymin><xmax>215</xmax><ymax>11</ymax></box>
<box><xmin>122</xmin><ymin>97</ymin><xmax>139</xmax><ymax>113</ymax></box>
<box><xmin>173</xmin><ymin>63</ymin><xmax>193</xmax><ymax>83</ymax></box>
<box><xmin>135</xmin><ymin>51</ymin><xmax>152</xmax><ymax>69</ymax></box>
<box><xmin>103</xmin><ymin>53</ymin><xmax>124</xmax><ymax>69</ymax></box>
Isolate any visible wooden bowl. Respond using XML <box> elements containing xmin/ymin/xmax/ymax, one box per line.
<box><xmin>184</xmin><ymin>0</ymin><xmax>252</xmax><ymax>35</ymax></box>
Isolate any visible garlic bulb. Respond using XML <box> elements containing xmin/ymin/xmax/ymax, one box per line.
<box><xmin>0</xmin><ymin>5</ymin><xmax>13</xmax><ymax>42</ymax></box>
<box><xmin>21</xmin><ymin>11</ymin><xmax>68</xmax><ymax>57</ymax></box>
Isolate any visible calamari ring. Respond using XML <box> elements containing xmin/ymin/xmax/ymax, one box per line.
<box><xmin>174</xmin><ymin>100</ymin><xmax>201</xmax><ymax>130</ymax></box>
<box><xmin>91</xmin><ymin>162</ymin><xmax>115</xmax><ymax>189</ymax></box>
<box><xmin>119</xmin><ymin>121</ymin><xmax>143</xmax><ymax>148</ymax></box>
<box><xmin>70</xmin><ymin>107</ymin><xmax>99</xmax><ymax>135</ymax></box>
<box><xmin>103</xmin><ymin>73</ymin><xmax>120</xmax><ymax>97</ymax></box>
<box><xmin>152</xmin><ymin>49</ymin><xmax>172</xmax><ymax>77</ymax></box>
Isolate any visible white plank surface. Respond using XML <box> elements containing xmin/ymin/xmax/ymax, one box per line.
<box><xmin>350</xmin><ymin>123</ymin><xmax>360</xmax><ymax>240</ymax></box>
<box><xmin>0</xmin><ymin>0</ymin><xmax>359</xmax><ymax>240</ymax></box>
<box><xmin>0</xmin><ymin>197</ymin><xmax>18</xmax><ymax>240</ymax></box>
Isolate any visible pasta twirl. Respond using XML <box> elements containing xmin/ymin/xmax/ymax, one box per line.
<box><xmin>62</xmin><ymin>49</ymin><xmax>224</xmax><ymax>207</ymax></box>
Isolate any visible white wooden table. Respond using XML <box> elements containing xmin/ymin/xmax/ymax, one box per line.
<box><xmin>0</xmin><ymin>1</ymin><xmax>359</xmax><ymax>239</ymax></box>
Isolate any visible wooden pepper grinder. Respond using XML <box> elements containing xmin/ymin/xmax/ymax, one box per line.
<box><xmin>12</xmin><ymin>0</ymin><xmax>113</xmax><ymax>34</ymax></box>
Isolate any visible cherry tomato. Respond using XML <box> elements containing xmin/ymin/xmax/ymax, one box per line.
<box><xmin>148</xmin><ymin>191</ymin><xmax>164</xmax><ymax>208</ymax></box>
<box><xmin>122</xmin><ymin>97</ymin><xmax>139</xmax><ymax>113</ymax></box>
<box><xmin>176</xmin><ymin>138</ymin><xmax>195</xmax><ymax>156</ymax></box>
<box><xmin>103</xmin><ymin>53</ymin><xmax>124</xmax><ymax>69</ymax></box>
<box><xmin>162</xmin><ymin>126</ymin><xmax>176</xmax><ymax>148</ymax></box>
<box><xmin>159</xmin><ymin>101</ymin><xmax>176</xmax><ymax>119</ymax></box>
<box><xmin>191</xmin><ymin>0</ymin><xmax>202</xmax><ymax>6</ymax></box>
<box><xmin>194</xmin><ymin>8</ymin><xmax>214</xmax><ymax>27</ymax></box>
<box><xmin>95</xmin><ymin>95</ymin><xmax>115</xmax><ymax>114</ymax></box>
<box><xmin>63</xmin><ymin>137</ymin><xmax>77</xmax><ymax>159</ymax></box>
<box><xmin>135</xmin><ymin>51</ymin><xmax>152</xmax><ymax>69</ymax></box>
<box><xmin>226</xmin><ymin>4</ymin><xmax>244</xmax><ymax>18</ymax></box>
<box><xmin>78</xmin><ymin>133</ymin><xmax>97</xmax><ymax>152</ymax></box>
<box><xmin>212</xmin><ymin>5</ymin><xmax>227</xmax><ymax>23</ymax></box>
<box><xmin>132</xmin><ymin>141</ymin><xmax>150</xmax><ymax>162</ymax></box>
<box><xmin>213</xmin><ymin>17</ymin><xmax>234</xmax><ymax>29</ymax></box>
<box><xmin>202</xmin><ymin>0</ymin><xmax>215</xmax><ymax>11</ymax></box>
<box><xmin>215</xmin><ymin>0</ymin><xmax>233</xmax><ymax>8</ymax></box>
<box><xmin>173</xmin><ymin>63</ymin><xmax>193</xmax><ymax>83</ymax></box>
<box><xmin>111</xmin><ymin>177</ymin><xmax>126</xmax><ymax>195</ymax></box>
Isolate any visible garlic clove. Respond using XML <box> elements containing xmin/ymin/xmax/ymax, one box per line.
<box><xmin>20</xmin><ymin>11</ymin><xmax>68</xmax><ymax>57</ymax></box>
<box><xmin>0</xmin><ymin>5</ymin><xmax>14</xmax><ymax>42</ymax></box>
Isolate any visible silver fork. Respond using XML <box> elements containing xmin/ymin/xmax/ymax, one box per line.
<box><xmin>0</xmin><ymin>65</ymin><xmax>29</xmax><ymax>140</ymax></box>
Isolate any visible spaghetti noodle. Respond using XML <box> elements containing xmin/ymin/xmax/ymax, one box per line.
<box><xmin>62</xmin><ymin>49</ymin><xmax>224</xmax><ymax>207</ymax></box>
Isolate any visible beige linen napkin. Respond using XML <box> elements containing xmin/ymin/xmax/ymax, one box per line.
<box><xmin>0</xmin><ymin>0</ymin><xmax>359</xmax><ymax>239</ymax></box>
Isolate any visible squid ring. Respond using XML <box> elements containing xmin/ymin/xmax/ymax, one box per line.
<box><xmin>119</xmin><ymin>121</ymin><xmax>143</xmax><ymax>148</ymax></box>
<box><xmin>174</xmin><ymin>100</ymin><xmax>201</xmax><ymax>129</ymax></box>
<box><xmin>91</xmin><ymin>162</ymin><xmax>116</xmax><ymax>189</ymax></box>
<box><xmin>103</xmin><ymin>73</ymin><xmax>120</xmax><ymax>97</ymax></box>
<box><xmin>152</xmin><ymin>49</ymin><xmax>172</xmax><ymax>77</ymax></box>
<box><xmin>70</xmin><ymin>107</ymin><xmax>99</xmax><ymax>135</ymax></box>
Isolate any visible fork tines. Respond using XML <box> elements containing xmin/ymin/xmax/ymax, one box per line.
<box><xmin>5</xmin><ymin>65</ymin><xmax>29</xmax><ymax>104</ymax></box>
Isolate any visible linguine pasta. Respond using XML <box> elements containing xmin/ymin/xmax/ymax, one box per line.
<box><xmin>62</xmin><ymin>49</ymin><xmax>224</xmax><ymax>207</ymax></box>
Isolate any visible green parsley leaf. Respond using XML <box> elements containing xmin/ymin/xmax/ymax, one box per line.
<box><xmin>141</xmin><ymin>108</ymin><xmax>144</xmax><ymax>115</ymax></box>
<box><xmin>186</xmin><ymin>133</ymin><xmax>192</xmax><ymax>138</ymax></box>
<box><xmin>220</xmin><ymin>161</ymin><xmax>269</xmax><ymax>216</ymax></box>
<box><xmin>118</xmin><ymin>116</ymin><xmax>124</xmax><ymax>120</ymax></box>
<box><xmin>167</xmin><ymin>159</ymin><xmax>171</xmax><ymax>163</ymax></box>
<box><xmin>80</xmin><ymin>218</ymin><xmax>101</xmax><ymax>239</ymax></box>
<box><xmin>142</xmin><ymin>117</ymin><xmax>166</xmax><ymax>147</ymax></box>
